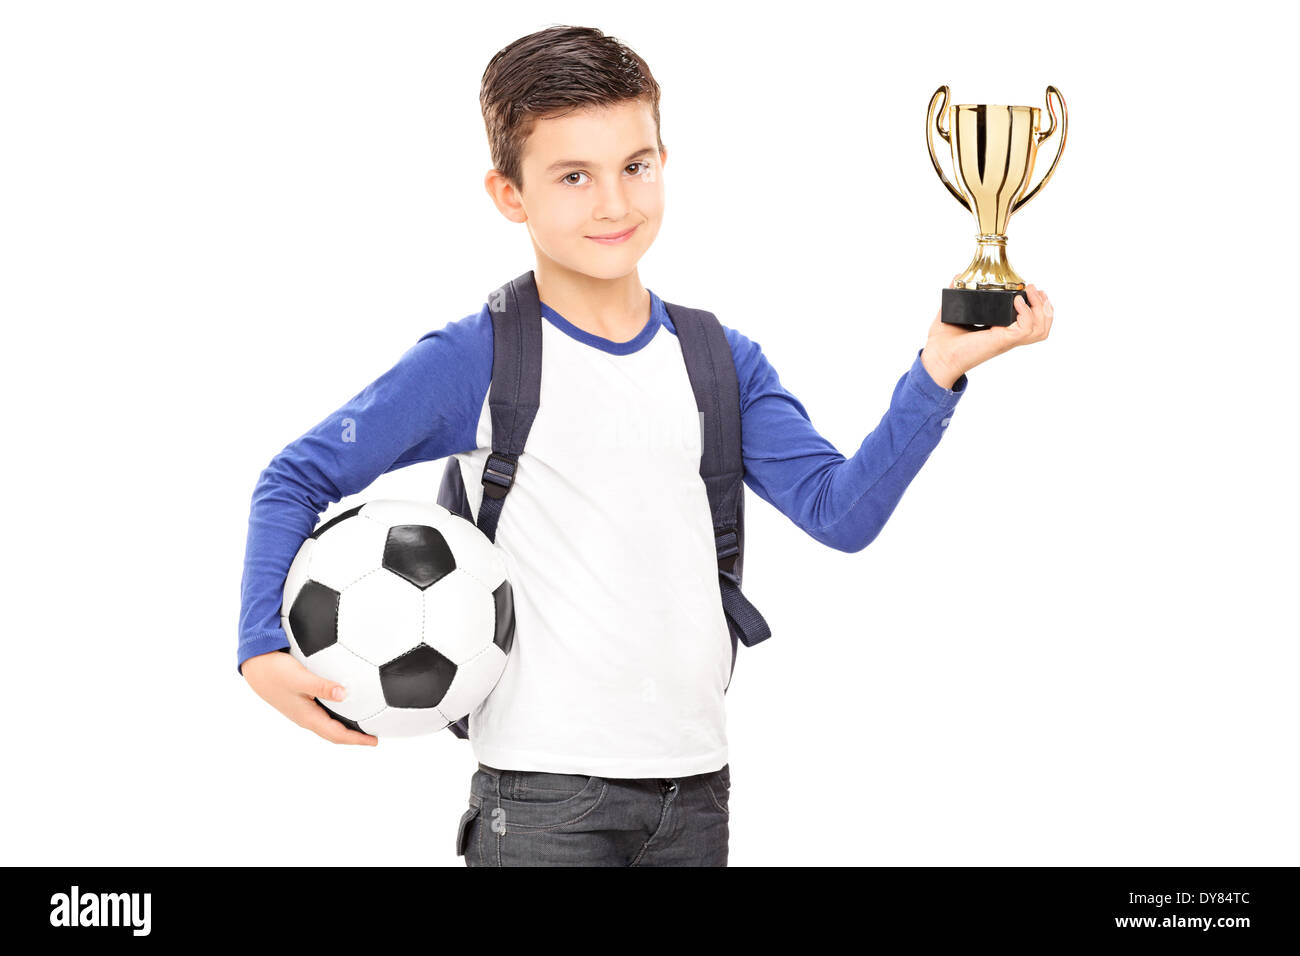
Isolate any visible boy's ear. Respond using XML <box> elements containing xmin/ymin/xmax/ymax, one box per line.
<box><xmin>484</xmin><ymin>168</ymin><xmax>527</xmax><ymax>224</ymax></box>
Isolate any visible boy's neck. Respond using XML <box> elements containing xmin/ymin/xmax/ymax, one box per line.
<box><xmin>533</xmin><ymin>261</ymin><xmax>651</xmax><ymax>344</ymax></box>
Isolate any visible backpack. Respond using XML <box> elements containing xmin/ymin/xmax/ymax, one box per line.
<box><xmin>436</xmin><ymin>270</ymin><xmax>771</xmax><ymax>740</ymax></box>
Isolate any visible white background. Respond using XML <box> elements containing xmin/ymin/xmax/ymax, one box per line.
<box><xmin>2</xmin><ymin>0</ymin><xmax>1295</xmax><ymax>866</ymax></box>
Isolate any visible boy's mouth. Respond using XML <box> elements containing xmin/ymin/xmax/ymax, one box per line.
<box><xmin>586</xmin><ymin>224</ymin><xmax>638</xmax><ymax>244</ymax></box>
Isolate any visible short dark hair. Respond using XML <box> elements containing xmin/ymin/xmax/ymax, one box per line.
<box><xmin>480</xmin><ymin>25</ymin><xmax>664</xmax><ymax>192</ymax></box>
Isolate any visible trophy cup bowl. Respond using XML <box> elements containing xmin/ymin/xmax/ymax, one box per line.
<box><xmin>927</xmin><ymin>85</ymin><xmax>1067</xmax><ymax>328</ymax></box>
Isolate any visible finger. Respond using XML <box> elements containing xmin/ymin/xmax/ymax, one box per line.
<box><xmin>1011</xmin><ymin>292</ymin><xmax>1030</xmax><ymax>332</ymax></box>
<box><xmin>303</xmin><ymin>699</ymin><xmax>379</xmax><ymax>746</ymax></box>
<box><xmin>1019</xmin><ymin>285</ymin><xmax>1039</xmax><ymax>335</ymax></box>
<box><xmin>1026</xmin><ymin>286</ymin><xmax>1046</xmax><ymax>337</ymax></box>
<box><xmin>298</xmin><ymin>668</ymin><xmax>348</xmax><ymax>705</ymax></box>
<box><xmin>1032</xmin><ymin>286</ymin><xmax>1051</xmax><ymax>339</ymax></box>
<box><xmin>1040</xmin><ymin>292</ymin><xmax>1053</xmax><ymax>337</ymax></box>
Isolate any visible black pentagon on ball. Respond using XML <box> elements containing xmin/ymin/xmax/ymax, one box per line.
<box><xmin>313</xmin><ymin>697</ymin><xmax>364</xmax><ymax>733</ymax></box>
<box><xmin>379</xmin><ymin>643</ymin><xmax>457</xmax><ymax>708</ymax></box>
<box><xmin>288</xmin><ymin>579</ymin><xmax>341</xmax><ymax>656</ymax></box>
<box><xmin>493</xmin><ymin>579</ymin><xmax>515</xmax><ymax>655</ymax></box>
<box><xmin>382</xmin><ymin>524</ymin><xmax>456</xmax><ymax>589</ymax></box>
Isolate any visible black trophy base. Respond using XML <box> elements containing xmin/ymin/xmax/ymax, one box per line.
<box><xmin>942</xmin><ymin>286</ymin><xmax>1026</xmax><ymax>328</ymax></box>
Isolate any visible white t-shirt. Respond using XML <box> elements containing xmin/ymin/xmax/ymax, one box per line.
<box><xmin>458</xmin><ymin>295</ymin><xmax>733</xmax><ymax>777</ymax></box>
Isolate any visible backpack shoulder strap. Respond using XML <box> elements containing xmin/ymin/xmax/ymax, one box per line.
<box><xmin>438</xmin><ymin>270</ymin><xmax>541</xmax><ymax>741</ymax></box>
<box><xmin>663</xmin><ymin>300</ymin><xmax>772</xmax><ymax>650</ymax></box>
<box><xmin>475</xmin><ymin>269</ymin><xmax>543</xmax><ymax>543</ymax></box>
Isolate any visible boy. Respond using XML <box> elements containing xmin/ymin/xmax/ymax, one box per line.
<box><xmin>237</xmin><ymin>25</ymin><xmax>1054</xmax><ymax>866</ymax></box>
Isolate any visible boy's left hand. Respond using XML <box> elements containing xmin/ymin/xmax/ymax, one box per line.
<box><xmin>920</xmin><ymin>276</ymin><xmax>1054</xmax><ymax>389</ymax></box>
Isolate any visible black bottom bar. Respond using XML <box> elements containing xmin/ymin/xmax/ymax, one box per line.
<box><xmin>942</xmin><ymin>286</ymin><xmax>1026</xmax><ymax>328</ymax></box>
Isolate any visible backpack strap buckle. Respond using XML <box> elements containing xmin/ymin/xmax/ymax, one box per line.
<box><xmin>715</xmin><ymin>526</ymin><xmax>740</xmax><ymax>573</ymax></box>
<box><xmin>482</xmin><ymin>452</ymin><xmax>518</xmax><ymax>500</ymax></box>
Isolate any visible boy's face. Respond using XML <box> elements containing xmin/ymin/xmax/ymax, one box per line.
<box><xmin>487</xmin><ymin>98</ymin><xmax>666</xmax><ymax>282</ymax></box>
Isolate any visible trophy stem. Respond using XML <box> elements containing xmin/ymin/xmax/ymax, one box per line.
<box><xmin>944</xmin><ymin>233</ymin><xmax>1028</xmax><ymax>328</ymax></box>
<box><xmin>955</xmin><ymin>234</ymin><xmax>1026</xmax><ymax>291</ymax></box>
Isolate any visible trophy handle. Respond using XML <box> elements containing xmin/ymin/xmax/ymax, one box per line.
<box><xmin>1012</xmin><ymin>85</ymin><xmax>1067</xmax><ymax>213</ymax></box>
<box><xmin>926</xmin><ymin>85</ymin><xmax>971</xmax><ymax>213</ymax></box>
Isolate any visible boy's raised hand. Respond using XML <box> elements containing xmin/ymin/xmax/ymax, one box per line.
<box><xmin>920</xmin><ymin>275</ymin><xmax>1055</xmax><ymax>388</ymax></box>
<box><xmin>242</xmin><ymin>649</ymin><xmax>379</xmax><ymax>746</ymax></box>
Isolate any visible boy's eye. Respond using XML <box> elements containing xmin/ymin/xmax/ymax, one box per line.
<box><xmin>561</xmin><ymin>162</ymin><xmax>653</xmax><ymax>186</ymax></box>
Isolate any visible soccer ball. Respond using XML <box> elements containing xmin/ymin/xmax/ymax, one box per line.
<box><xmin>281</xmin><ymin>499</ymin><xmax>514</xmax><ymax>737</ymax></box>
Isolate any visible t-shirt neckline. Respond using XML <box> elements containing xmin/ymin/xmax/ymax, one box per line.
<box><xmin>538</xmin><ymin>291</ymin><xmax>663</xmax><ymax>356</ymax></box>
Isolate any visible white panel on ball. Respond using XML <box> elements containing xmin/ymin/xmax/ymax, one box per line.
<box><xmin>307</xmin><ymin>513</ymin><xmax>390</xmax><ymax>592</ymax></box>
<box><xmin>437</xmin><ymin>645</ymin><xmax>508</xmax><ymax>725</ymax></box>
<box><xmin>422</xmin><ymin>570</ymin><xmax>499</xmax><ymax>664</ymax></box>
<box><xmin>433</xmin><ymin>511</ymin><xmax>509</xmax><ymax>589</ymax></box>
<box><xmin>360</xmin><ymin>705</ymin><xmax>451</xmax><ymax>738</ymax></box>
<box><xmin>337</xmin><ymin>569</ymin><xmax>426</xmax><ymax>667</ymax></box>
<box><xmin>357</xmin><ymin>499</ymin><xmax>450</xmax><ymax>529</ymax></box>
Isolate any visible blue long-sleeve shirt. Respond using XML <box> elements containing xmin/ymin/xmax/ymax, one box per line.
<box><xmin>237</xmin><ymin>291</ymin><xmax>967</xmax><ymax>674</ymax></box>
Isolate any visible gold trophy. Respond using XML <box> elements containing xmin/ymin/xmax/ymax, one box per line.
<box><xmin>927</xmin><ymin>85</ymin><xmax>1067</xmax><ymax>327</ymax></box>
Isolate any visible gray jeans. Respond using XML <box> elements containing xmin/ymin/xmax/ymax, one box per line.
<box><xmin>456</xmin><ymin>761</ymin><xmax>730</xmax><ymax>866</ymax></box>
